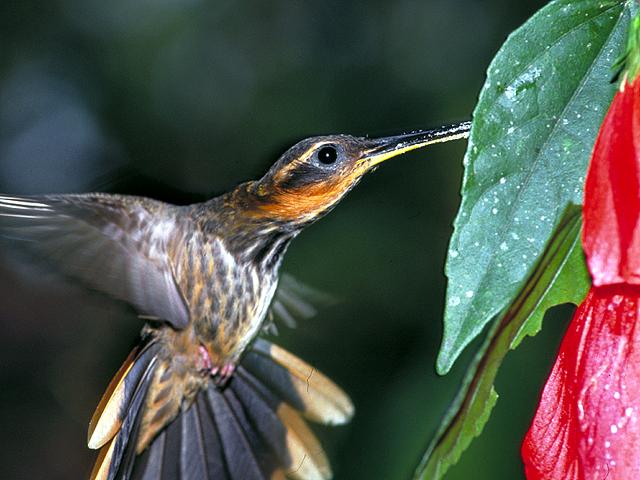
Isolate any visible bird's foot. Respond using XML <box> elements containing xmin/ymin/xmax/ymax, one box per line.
<box><xmin>197</xmin><ymin>345</ymin><xmax>213</xmax><ymax>372</ymax></box>
<box><xmin>196</xmin><ymin>345</ymin><xmax>235</xmax><ymax>387</ymax></box>
<box><xmin>211</xmin><ymin>363</ymin><xmax>236</xmax><ymax>388</ymax></box>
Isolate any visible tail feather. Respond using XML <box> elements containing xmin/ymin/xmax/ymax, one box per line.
<box><xmin>129</xmin><ymin>432</ymin><xmax>163</xmax><ymax>480</ymax></box>
<box><xmin>130</xmin><ymin>419</ymin><xmax>181</xmax><ymax>480</ymax></box>
<box><xmin>132</xmin><ymin>395</ymin><xmax>234</xmax><ymax>480</ymax></box>
<box><xmin>235</xmin><ymin>368</ymin><xmax>331</xmax><ymax>480</ymax></box>
<box><xmin>192</xmin><ymin>399</ymin><xmax>230</xmax><ymax>479</ymax></box>
<box><xmin>88</xmin><ymin>348</ymin><xmax>138</xmax><ymax>451</ymax></box>
<box><xmin>244</xmin><ymin>339</ymin><xmax>354</xmax><ymax>425</ymax></box>
<box><xmin>89</xmin><ymin>343</ymin><xmax>159</xmax><ymax>449</ymax></box>
<box><xmin>90</xmin><ymin>354</ymin><xmax>157</xmax><ymax>480</ymax></box>
<box><xmin>180</xmin><ymin>405</ymin><xmax>212</xmax><ymax>479</ymax></box>
<box><xmin>160</xmin><ymin>414</ymin><xmax>182</xmax><ymax>479</ymax></box>
<box><xmin>277</xmin><ymin>405</ymin><xmax>330</xmax><ymax>480</ymax></box>
<box><xmin>212</xmin><ymin>387</ymin><xmax>282</xmax><ymax>480</ymax></box>
<box><xmin>90</xmin><ymin>436</ymin><xmax>117</xmax><ymax>480</ymax></box>
<box><xmin>115</xmin><ymin>376</ymin><xmax>160</xmax><ymax>480</ymax></box>
<box><xmin>108</xmin><ymin>357</ymin><xmax>157</xmax><ymax>480</ymax></box>
<box><xmin>90</xmin><ymin>339</ymin><xmax>353</xmax><ymax>479</ymax></box>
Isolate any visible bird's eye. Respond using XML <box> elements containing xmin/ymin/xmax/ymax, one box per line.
<box><xmin>317</xmin><ymin>145</ymin><xmax>338</xmax><ymax>165</ymax></box>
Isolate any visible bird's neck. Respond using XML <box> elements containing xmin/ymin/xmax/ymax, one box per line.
<box><xmin>221</xmin><ymin>181</ymin><xmax>319</xmax><ymax>230</ymax></box>
<box><xmin>229</xmin><ymin>179</ymin><xmax>345</xmax><ymax>230</ymax></box>
<box><xmin>199</xmin><ymin>183</ymin><xmax>301</xmax><ymax>269</ymax></box>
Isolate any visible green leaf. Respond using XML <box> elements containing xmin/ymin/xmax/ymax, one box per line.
<box><xmin>415</xmin><ymin>205</ymin><xmax>589</xmax><ymax>480</ymax></box>
<box><xmin>616</xmin><ymin>13</ymin><xmax>640</xmax><ymax>81</ymax></box>
<box><xmin>437</xmin><ymin>0</ymin><xmax>633</xmax><ymax>374</ymax></box>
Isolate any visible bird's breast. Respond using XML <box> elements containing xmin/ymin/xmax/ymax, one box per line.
<box><xmin>174</xmin><ymin>235</ymin><xmax>280</xmax><ymax>361</ymax></box>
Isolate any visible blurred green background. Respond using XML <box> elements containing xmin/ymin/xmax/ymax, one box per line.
<box><xmin>0</xmin><ymin>1</ymin><xmax>576</xmax><ymax>479</ymax></box>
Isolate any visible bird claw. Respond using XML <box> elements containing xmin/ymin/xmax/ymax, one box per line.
<box><xmin>213</xmin><ymin>363</ymin><xmax>236</xmax><ymax>387</ymax></box>
<box><xmin>197</xmin><ymin>345</ymin><xmax>213</xmax><ymax>372</ymax></box>
<box><xmin>197</xmin><ymin>345</ymin><xmax>235</xmax><ymax>387</ymax></box>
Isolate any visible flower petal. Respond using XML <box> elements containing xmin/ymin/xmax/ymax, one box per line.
<box><xmin>583</xmin><ymin>79</ymin><xmax>640</xmax><ymax>286</ymax></box>
<box><xmin>522</xmin><ymin>286</ymin><xmax>640</xmax><ymax>479</ymax></box>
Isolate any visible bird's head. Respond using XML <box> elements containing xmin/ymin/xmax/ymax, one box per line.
<box><xmin>244</xmin><ymin>122</ymin><xmax>470</xmax><ymax>228</ymax></box>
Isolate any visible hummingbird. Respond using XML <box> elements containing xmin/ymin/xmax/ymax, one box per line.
<box><xmin>0</xmin><ymin>121</ymin><xmax>470</xmax><ymax>480</ymax></box>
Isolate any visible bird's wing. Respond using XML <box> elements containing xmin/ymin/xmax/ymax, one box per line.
<box><xmin>0</xmin><ymin>193</ymin><xmax>190</xmax><ymax>328</ymax></box>
<box><xmin>266</xmin><ymin>274</ymin><xmax>336</xmax><ymax>333</ymax></box>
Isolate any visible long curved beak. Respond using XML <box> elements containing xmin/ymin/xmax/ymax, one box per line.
<box><xmin>361</xmin><ymin>121</ymin><xmax>471</xmax><ymax>168</ymax></box>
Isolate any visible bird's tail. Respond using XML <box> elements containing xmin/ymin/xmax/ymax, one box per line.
<box><xmin>88</xmin><ymin>338</ymin><xmax>354</xmax><ymax>480</ymax></box>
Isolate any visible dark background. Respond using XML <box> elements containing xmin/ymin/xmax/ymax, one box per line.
<box><xmin>0</xmin><ymin>1</ymin><xmax>574</xmax><ymax>479</ymax></box>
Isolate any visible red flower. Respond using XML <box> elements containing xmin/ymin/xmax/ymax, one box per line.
<box><xmin>521</xmin><ymin>79</ymin><xmax>640</xmax><ymax>479</ymax></box>
<box><xmin>583</xmin><ymin>79</ymin><xmax>640</xmax><ymax>287</ymax></box>
<box><xmin>522</xmin><ymin>287</ymin><xmax>640</xmax><ymax>479</ymax></box>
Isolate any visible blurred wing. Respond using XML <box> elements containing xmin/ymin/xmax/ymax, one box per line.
<box><xmin>0</xmin><ymin>194</ymin><xmax>189</xmax><ymax>328</ymax></box>
<box><xmin>267</xmin><ymin>274</ymin><xmax>336</xmax><ymax>333</ymax></box>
